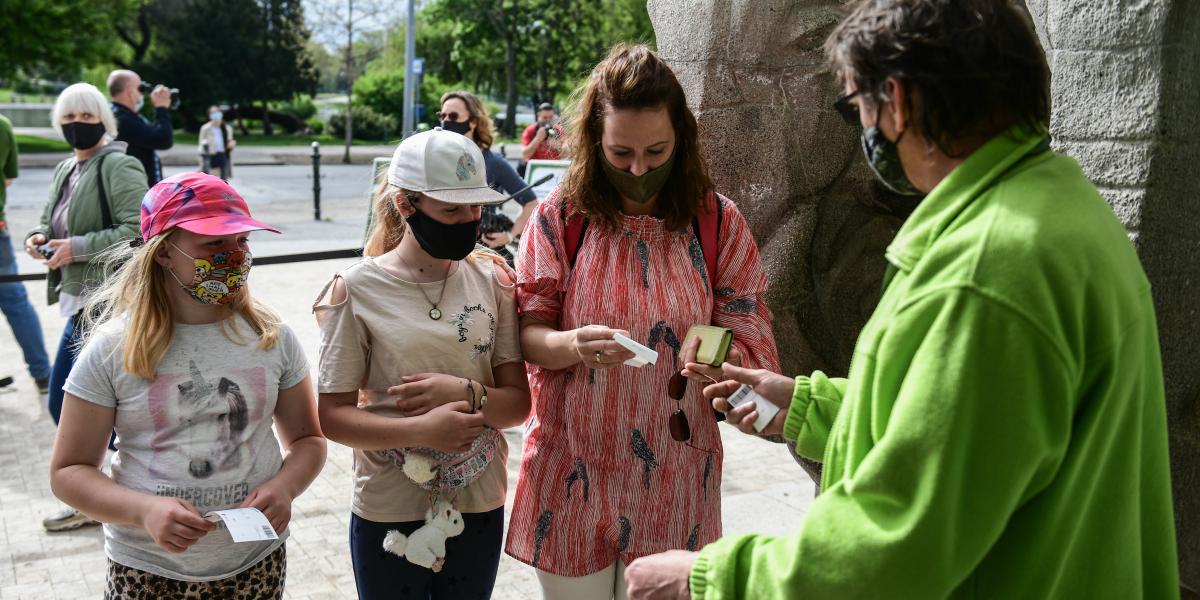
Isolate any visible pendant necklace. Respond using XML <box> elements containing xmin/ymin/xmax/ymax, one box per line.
<box><xmin>400</xmin><ymin>251</ymin><xmax>453</xmax><ymax>320</ymax></box>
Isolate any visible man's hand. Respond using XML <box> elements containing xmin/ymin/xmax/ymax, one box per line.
<box><xmin>704</xmin><ymin>363</ymin><xmax>793</xmax><ymax>436</ymax></box>
<box><xmin>150</xmin><ymin>85</ymin><xmax>172</xmax><ymax>109</ymax></box>
<box><xmin>43</xmin><ymin>238</ymin><xmax>74</xmax><ymax>270</ymax></box>
<box><xmin>627</xmin><ymin>550</ymin><xmax>697</xmax><ymax>600</ymax></box>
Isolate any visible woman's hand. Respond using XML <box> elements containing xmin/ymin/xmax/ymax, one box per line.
<box><xmin>572</xmin><ymin>325</ymin><xmax>636</xmax><ymax>370</ymax></box>
<box><xmin>240</xmin><ymin>480</ymin><xmax>294</xmax><ymax>535</ymax></box>
<box><xmin>389</xmin><ymin>373</ymin><xmax>473</xmax><ymax>416</ymax></box>
<box><xmin>413</xmin><ymin>401</ymin><xmax>488</xmax><ymax>453</ymax></box>
<box><xmin>138</xmin><ymin>497</ymin><xmax>216</xmax><ymax>553</ymax></box>
<box><xmin>43</xmin><ymin>239</ymin><xmax>74</xmax><ymax>270</ymax></box>
<box><xmin>24</xmin><ymin>233</ymin><xmax>47</xmax><ymax>260</ymax></box>
<box><xmin>703</xmin><ymin>363</ymin><xmax>793</xmax><ymax>436</ymax></box>
<box><xmin>680</xmin><ymin>336</ymin><xmax>743</xmax><ymax>383</ymax></box>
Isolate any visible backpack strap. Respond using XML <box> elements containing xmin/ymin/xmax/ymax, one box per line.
<box><xmin>94</xmin><ymin>154</ymin><xmax>115</xmax><ymax>230</ymax></box>
<box><xmin>562</xmin><ymin>202</ymin><xmax>590</xmax><ymax>269</ymax></box>
<box><xmin>692</xmin><ymin>191</ymin><xmax>721</xmax><ymax>287</ymax></box>
<box><xmin>561</xmin><ymin>192</ymin><xmax>723</xmax><ymax>287</ymax></box>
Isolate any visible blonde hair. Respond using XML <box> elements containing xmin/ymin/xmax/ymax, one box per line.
<box><xmin>364</xmin><ymin>172</ymin><xmax>408</xmax><ymax>257</ymax></box>
<box><xmin>81</xmin><ymin>231</ymin><xmax>282</xmax><ymax>379</ymax></box>
<box><xmin>51</xmin><ymin>83</ymin><xmax>118</xmax><ymax>140</ymax></box>
<box><xmin>440</xmin><ymin>90</ymin><xmax>494</xmax><ymax>151</ymax></box>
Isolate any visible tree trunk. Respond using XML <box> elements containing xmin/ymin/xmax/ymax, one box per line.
<box><xmin>343</xmin><ymin>0</ymin><xmax>354</xmax><ymax>164</ymax></box>
<box><xmin>261</xmin><ymin>101</ymin><xmax>274</xmax><ymax>136</ymax></box>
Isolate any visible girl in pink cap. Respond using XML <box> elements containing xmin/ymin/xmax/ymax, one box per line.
<box><xmin>48</xmin><ymin>172</ymin><xmax>327</xmax><ymax>599</ymax></box>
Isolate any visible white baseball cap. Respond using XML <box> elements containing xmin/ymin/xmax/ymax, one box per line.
<box><xmin>386</xmin><ymin>128</ymin><xmax>507</xmax><ymax>205</ymax></box>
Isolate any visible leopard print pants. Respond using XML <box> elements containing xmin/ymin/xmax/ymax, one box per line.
<box><xmin>104</xmin><ymin>544</ymin><xmax>286</xmax><ymax>599</ymax></box>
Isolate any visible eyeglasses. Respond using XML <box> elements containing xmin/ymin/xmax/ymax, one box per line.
<box><xmin>437</xmin><ymin>111</ymin><xmax>468</xmax><ymax>123</ymax></box>
<box><xmin>668</xmin><ymin>372</ymin><xmax>691</xmax><ymax>441</ymax></box>
<box><xmin>667</xmin><ymin>370</ymin><xmax>720</xmax><ymax>445</ymax></box>
<box><xmin>833</xmin><ymin>90</ymin><xmax>862</xmax><ymax>125</ymax></box>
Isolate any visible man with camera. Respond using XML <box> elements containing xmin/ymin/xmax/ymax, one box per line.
<box><xmin>521</xmin><ymin>102</ymin><xmax>564</xmax><ymax>162</ymax></box>
<box><xmin>107</xmin><ymin>70</ymin><xmax>175</xmax><ymax>186</ymax></box>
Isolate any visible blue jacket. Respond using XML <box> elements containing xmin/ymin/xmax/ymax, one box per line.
<box><xmin>483</xmin><ymin>149</ymin><xmax>535</xmax><ymax>206</ymax></box>
<box><xmin>111</xmin><ymin>103</ymin><xmax>173</xmax><ymax>186</ymax></box>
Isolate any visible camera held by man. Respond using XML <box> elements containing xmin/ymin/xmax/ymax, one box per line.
<box><xmin>138</xmin><ymin>81</ymin><xmax>181</xmax><ymax>111</ymax></box>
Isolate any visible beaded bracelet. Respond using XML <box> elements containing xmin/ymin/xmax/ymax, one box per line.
<box><xmin>465</xmin><ymin>378</ymin><xmax>477</xmax><ymax>412</ymax></box>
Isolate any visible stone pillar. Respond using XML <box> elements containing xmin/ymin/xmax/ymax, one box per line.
<box><xmin>649</xmin><ymin>0</ymin><xmax>918</xmax><ymax>483</ymax></box>
<box><xmin>652</xmin><ymin>0</ymin><xmax>1198</xmax><ymax>592</ymax></box>
<box><xmin>1023</xmin><ymin>1</ymin><xmax>1200</xmax><ymax>592</ymax></box>
<box><xmin>647</xmin><ymin>0</ymin><xmax>912</xmax><ymax>391</ymax></box>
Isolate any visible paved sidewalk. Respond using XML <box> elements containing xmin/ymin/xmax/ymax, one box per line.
<box><xmin>0</xmin><ymin>165</ymin><xmax>815</xmax><ymax>599</ymax></box>
<box><xmin>13</xmin><ymin>128</ymin><xmax>527</xmax><ymax>169</ymax></box>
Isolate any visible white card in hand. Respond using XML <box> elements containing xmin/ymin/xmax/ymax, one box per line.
<box><xmin>726</xmin><ymin>384</ymin><xmax>781</xmax><ymax>432</ymax></box>
<box><xmin>613</xmin><ymin>333</ymin><xmax>658</xmax><ymax>368</ymax></box>
<box><xmin>203</xmin><ymin>508</ymin><xmax>278</xmax><ymax>543</ymax></box>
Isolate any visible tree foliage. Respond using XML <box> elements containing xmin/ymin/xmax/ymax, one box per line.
<box><xmin>410</xmin><ymin>0</ymin><xmax>654</xmax><ymax>135</ymax></box>
<box><xmin>0</xmin><ymin>0</ymin><xmax>138</xmax><ymax>79</ymax></box>
<box><xmin>112</xmin><ymin>0</ymin><xmax>316</xmax><ymax>130</ymax></box>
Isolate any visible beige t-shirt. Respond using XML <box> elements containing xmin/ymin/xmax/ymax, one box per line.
<box><xmin>315</xmin><ymin>250</ymin><xmax>522</xmax><ymax>522</ymax></box>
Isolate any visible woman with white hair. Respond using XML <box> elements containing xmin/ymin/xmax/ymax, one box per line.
<box><xmin>23</xmin><ymin>82</ymin><xmax>146</xmax><ymax>532</ymax></box>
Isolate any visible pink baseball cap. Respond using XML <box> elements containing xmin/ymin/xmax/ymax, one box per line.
<box><xmin>140</xmin><ymin>172</ymin><xmax>280</xmax><ymax>240</ymax></box>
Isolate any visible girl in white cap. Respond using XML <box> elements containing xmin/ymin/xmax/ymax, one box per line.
<box><xmin>314</xmin><ymin>128</ymin><xmax>531</xmax><ymax>599</ymax></box>
<box><xmin>48</xmin><ymin>172</ymin><xmax>327</xmax><ymax>599</ymax></box>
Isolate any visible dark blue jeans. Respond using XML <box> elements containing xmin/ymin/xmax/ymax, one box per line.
<box><xmin>47</xmin><ymin>311</ymin><xmax>83</xmax><ymax>424</ymax></box>
<box><xmin>0</xmin><ymin>230</ymin><xmax>51</xmax><ymax>381</ymax></box>
<box><xmin>349</xmin><ymin>507</ymin><xmax>503</xmax><ymax>600</ymax></box>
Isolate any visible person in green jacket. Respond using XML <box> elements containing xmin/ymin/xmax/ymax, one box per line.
<box><xmin>625</xmin><ymin>0</ymin><xmax>1180</xmax><ymax>598</ymax></box>
<box><xmin>22</xmin><ymin>82</ymin><xmax>145</xmax><ymax>533</ymax></box>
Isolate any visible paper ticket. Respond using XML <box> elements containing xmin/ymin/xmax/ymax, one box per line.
<box><xmin>203</xmin><ymin>508</ymin><xmax>278</xmax><ymax>543</ymax></box>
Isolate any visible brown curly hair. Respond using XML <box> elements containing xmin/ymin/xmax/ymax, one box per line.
<box><xmin>559</xmin><ymin>43</ymin><xmax>713</xmax><ymax>231</ymax></box>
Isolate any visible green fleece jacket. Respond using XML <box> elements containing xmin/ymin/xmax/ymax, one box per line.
<box><xmin>27</xmin><ymin>142</ymin><xmax>145</xmax><ymax>305</ymax></box>
<box><xmin>690</xmin><ymin>129</ymin><xmax>1179</xmax><ymax>599</ymax></box>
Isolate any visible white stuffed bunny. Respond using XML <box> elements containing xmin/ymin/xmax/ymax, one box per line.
<box><xmin>382</xmin><ymin>499</ymin><xmax>465</xmax><ymax>572</ymax></box>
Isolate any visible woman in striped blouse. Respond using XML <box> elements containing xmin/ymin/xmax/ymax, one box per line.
<box><xmin>506</xmin><ymin>43</ymin><xmax>782</xmax><ymax>600</ymax></box>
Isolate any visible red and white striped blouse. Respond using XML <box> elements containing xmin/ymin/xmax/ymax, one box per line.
<box><xmin>505</xmin><ymin>190</ymin><xmax>781</xmax><ymax>576</ymax></box>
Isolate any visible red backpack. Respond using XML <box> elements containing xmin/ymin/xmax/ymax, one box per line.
<box><xmin>562</xmin><ymin>192</ymin><xmax>723</xmax><ymax>288</ymax></box>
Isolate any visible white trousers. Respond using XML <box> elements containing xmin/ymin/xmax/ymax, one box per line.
<box><xmin>537</xmin><ymin>561</ymin><xmax>628</xmax><ymax>600</ymax></box>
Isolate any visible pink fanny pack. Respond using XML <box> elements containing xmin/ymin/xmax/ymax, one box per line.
<box><xmin>384</xmin><ymin>428</ymin><xmax>502</xmax><ymax>493</ymax></box>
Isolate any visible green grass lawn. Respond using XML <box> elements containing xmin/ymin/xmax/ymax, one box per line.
<box><xmin>0</xmin><ymin>89</ymin><xmax>56</xmax><ymax>104</ymax></box>
<box><xmin>175</xmin><ymin>131</ymin><xmax>398</xmax><ymax>147</ymax></box>
<box><xmin>15</xmin><ymin>134</ymin><xmax>70</xmax><ymax>154</ymax></box>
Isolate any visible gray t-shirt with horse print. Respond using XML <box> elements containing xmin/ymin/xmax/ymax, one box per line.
<box><xmin>64</xmin><ymin>316</ymin><xmax>309</xmax><ymax>581</ymax></box>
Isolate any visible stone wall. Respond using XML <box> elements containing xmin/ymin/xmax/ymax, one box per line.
<box><xmin>650</xmin><ymin>0</ymin><xmax>1198</xmax><ymax>592</ymax></box>
<box><xmin>1023</xmin><ymin>0</ymin><xmax>1200</xmax><ymax>592</ymax></box>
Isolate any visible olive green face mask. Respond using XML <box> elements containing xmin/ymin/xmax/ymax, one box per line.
<box><xmin>599</xmin><ymin>149</ymin><xmax>676</xmax><ymax>204</ymax></box>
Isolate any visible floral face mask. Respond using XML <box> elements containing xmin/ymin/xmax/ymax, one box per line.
<box><xmin>168</xmin><ymin>241</ymin><xmax>252</xmax><ymax>305</ymax></box>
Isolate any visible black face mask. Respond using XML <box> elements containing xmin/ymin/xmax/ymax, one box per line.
<box><xmin>61</xmin><ymin>122</ymin><xmax>107</xmax><ymax>150</ymax></box>
<box><xmin>441</xmin><ymin>120</ymin><xmax>472</xmax><ymax>136</ymax></box>
<box><xmin>406</xmin><ymin>204</ymin><xmax>480</xmax><ymax>260</ymax></box>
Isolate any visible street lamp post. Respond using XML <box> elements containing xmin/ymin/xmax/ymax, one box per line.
<box><xmin>402</xmin><ymin>0</ymin><xmax>416</xmax><ymax>138</ymax></box>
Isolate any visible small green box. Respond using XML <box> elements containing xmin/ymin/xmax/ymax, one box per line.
<box><xmin>683</xmin><ymin>325</ymin><xmax>734</xmax><ymax>366</ymax></box>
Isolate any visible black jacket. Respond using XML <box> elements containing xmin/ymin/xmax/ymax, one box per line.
<box><xmin>111</xmin><ymin>103</ymin><xmax>173</xmax><ymax>186</ymax></box>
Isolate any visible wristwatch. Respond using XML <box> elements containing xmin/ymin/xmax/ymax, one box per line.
<box><xmin>477</xmin><ymin>384</ymin><xmax>488</xmax><ymax>410</ymax></box>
